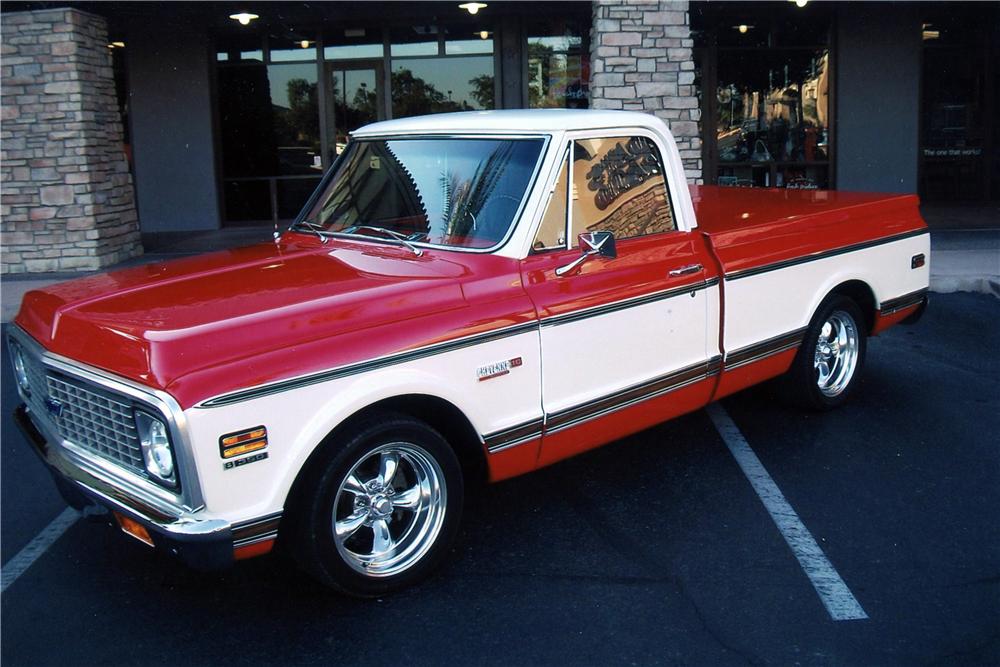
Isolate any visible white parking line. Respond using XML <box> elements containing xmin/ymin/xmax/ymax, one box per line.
<box><xmin>1</xmin><ymin>507</ymin><xmax>79</xmax><ymax>593</ymax></box>
<box><xmin>706</xmin><ymin>403</ymin><xmax>868</xmax><ymax>621</ymax></box>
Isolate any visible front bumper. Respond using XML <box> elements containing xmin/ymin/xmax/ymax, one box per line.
<box><xmin>15</xmin><ymin>405</ymin><xmax>236</xmax><ymax>570</ymax></box>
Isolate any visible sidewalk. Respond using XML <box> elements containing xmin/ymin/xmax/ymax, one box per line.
<box><xmin>2</xmin><ymin>227</ymin><xmax>997</xmax><ymax>324</ymax></box>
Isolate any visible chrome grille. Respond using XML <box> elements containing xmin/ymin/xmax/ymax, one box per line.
<box><xmin>47</xmin><ymin>376</ymin><xmax>144</xmax><ymax>471</ymax></box>
<box><xmin>15</xmin><ymin>342</ymin><xmax>145</xmax><ymax>474</ymax></box>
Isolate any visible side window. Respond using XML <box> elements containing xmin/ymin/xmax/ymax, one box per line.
<box><xmin>531</xmin><ymin>149</ymin><xmax>569</xmax><ymax>252</ymax></box>
<box><xmin>569</xmin><ymin>136</ymin><xmax>675</xmax><ymax>247</ymax></box>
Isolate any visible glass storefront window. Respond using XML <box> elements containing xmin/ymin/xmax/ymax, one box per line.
<box><xmin>324</xmin><ymin>27</ymin><xmax>384</xmax><ymax>60</ymax></box>
<box><xmin>391</xmin><ymin>26</ymin><xmax>438</xmax><ymax>57</ymax></box>
<box><xmin>268</xmin><ymin>63</ymin><xmax>321</xmax><ymax>175</ymax></box>
<box><xmin>270</xmin><ymin>32</ymin><xmax>318</xmax><ymax>62</ymax></box>
<box><xmin>391</xmin><ymin>56</ymin><xmax>495</xmax><ymax>117</ymax></box>
<box><xmin>693</xmin><ymin>2</ymin><xmax>834</xmax><ymax>190</ymax></box>
<box><xmin>527</xmin><ymin>20</ymin><xmax>590</xmax><ymax>109</ymax></box>
<box><xmin>715</xmin><ymin>49</ymin><xmax>829</xmax><ymax>165</ymax></box>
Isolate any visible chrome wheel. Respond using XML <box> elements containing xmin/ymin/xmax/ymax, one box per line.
<box><xmin>332</xmin><ymin>442</ymin><xmax>446</xmax><ymax>578</ymax></box>
<box><xmin>813</xmin><ymin>310</ymin><xmax>860</xmax><ymax>397</ymax></box>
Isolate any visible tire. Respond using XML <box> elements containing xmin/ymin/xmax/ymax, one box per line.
<box><xmin>291</xmin><ymin>413</ymin><xmax>463</xmax><ymax>597</ymax></box>
<box><xmin>784</xmin><ymin>295</ymin><xmax>867</xmax><ymax>411</ymax></box>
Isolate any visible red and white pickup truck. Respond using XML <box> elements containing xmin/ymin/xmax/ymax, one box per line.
<box><xmin>10</xmin><ymin>110</ymin><xmax>929</xmax><ymax>595</ymax></box>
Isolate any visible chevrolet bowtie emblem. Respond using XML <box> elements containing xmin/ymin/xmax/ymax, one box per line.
<box><xmin>44</xmin><ymin>397</ymin><xmax>64</xmax><ymax>419</ymax></box>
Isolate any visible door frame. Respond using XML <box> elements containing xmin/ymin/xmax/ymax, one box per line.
<box><xmin>321</xmin><ymin>58</ymin><xmax>387</xmax><ymax>169</ymax></box>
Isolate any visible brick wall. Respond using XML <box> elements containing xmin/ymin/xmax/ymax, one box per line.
<box><xmin>1</xmin><ymin>8</ymin><xmax>141</xmax><ymax>274</ymax></box>
<box><xmin>590</xmin><ymin>0</ymin><xmax>703</xmax><ymax>183</ymax></box>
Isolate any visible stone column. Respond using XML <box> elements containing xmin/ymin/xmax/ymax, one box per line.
<box><xmin>590</xmin><ymin>0</ymin><xmax>702</xmax><ymax>183</ymax></box>
<box><xmin>1</xmin><ymin>8</ymin><xmax>141</xmax><ymax>274</ymax></box>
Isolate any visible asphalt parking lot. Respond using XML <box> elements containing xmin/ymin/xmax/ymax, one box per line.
<box><xmin>2</xmin><ymin>292</ymin><xmax>998</xmax><ymax>666</ymax></box>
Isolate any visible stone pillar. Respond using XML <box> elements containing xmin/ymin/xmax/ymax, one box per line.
<box><xmin>590</xmin><ymin>0</ymin><xmax>702</xmax><ymax>183</ymax></box>
<box><xmin>1</xmin><ymin>8</ymin><xmax>141</xmax><ymax>274</ymax></box>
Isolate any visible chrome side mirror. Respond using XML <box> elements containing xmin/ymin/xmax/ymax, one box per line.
<box><xmin>555</xmin><ymin>231</ymin><xmax>617</xmax><ymax>276</ymax></box>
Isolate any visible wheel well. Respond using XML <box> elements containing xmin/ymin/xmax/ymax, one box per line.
<box><xmin>281</xmin><ymin>394</ymin><xmax>487</xmax><ymax>535</ymax></box>
<box><xmin>829</xmin><ymin>280</ymin><xmax>877</xmax><ymax>333</ymax></box>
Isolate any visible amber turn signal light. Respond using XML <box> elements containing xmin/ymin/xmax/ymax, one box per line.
<box><xmin>220</xmin><ymin>426</ymin><xmax>268</xmax><ymax>459</ymax></box>
<box><xmin>114</xmin><ymin>512</ymin><xmax>154</xmax><ymax>547</ymax></box>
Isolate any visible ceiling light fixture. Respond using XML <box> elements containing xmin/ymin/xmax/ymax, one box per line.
<box><xmin>459</xmin><ymin>2</ymin><xmax>487</xmax><ymax>15</ymax></box>
<box><xmin>107</xmin><ymin>41</ymin><xmax>125</xmax><ymax>49</ymax></box>
<box><xmin>479</xmin><ymin>30</ymin><xmax>490</xmax><ymax>40</ymax></box>
<box><xmin>229</xmin><ymin>12</ymin><xmax>260</xmax><ymax>26</ymax></box>
<box><xmin>300</xmin><ymin>40</ymin><xmax>311</xmax><ymax>48</ymax></box>
<box><xmin>734</xmin><ymin>24</ymin><xmax>752</xmax><ymax>34</ymax></box>
<box><xmin>795</xmin><ymin>0</ymin><xmax>809</xmax><ymax>7</ymax></box>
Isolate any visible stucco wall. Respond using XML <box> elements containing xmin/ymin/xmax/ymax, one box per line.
<box><xmin>125</xmin><ymin>21</ymin><xmax>220</xmax><ymax>231</ymax></box>
<box><xmin>835</xmin><ymin>4</ymin><xmax>921</xmax><ymax>193</ymax></box>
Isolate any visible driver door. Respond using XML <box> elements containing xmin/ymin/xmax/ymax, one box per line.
<box><xmin>520</xmin><ymin>134</ymin><xmax>716</xmax><ymax>466</ymax></box>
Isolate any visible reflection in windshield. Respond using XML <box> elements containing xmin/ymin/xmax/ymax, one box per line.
<box><xmin>303</xmin><ymin>138</ymin><xmax>544</xmax><ymax>249</ymax></box>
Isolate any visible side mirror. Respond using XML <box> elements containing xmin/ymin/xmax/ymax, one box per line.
<box><xmin>555</xmin><ymin>231</ymin><xmax>617</xmax><ymax>276</ymax></box>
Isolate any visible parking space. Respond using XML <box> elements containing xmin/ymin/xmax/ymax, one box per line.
<box><xmin>2</xmin><ymin>292</ymin><xmax>998</xmax><ymax>665</ymax></box>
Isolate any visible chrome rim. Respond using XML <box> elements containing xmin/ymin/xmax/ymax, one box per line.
<box><xmin>333</xmin><ymin>442</ymin><xmax>446</xmax><ymax>578</ymax></box>
<box><xmin>813</xmin><ymin>310</ymin><xmax>860</xmax><ymax>397</ymax></box>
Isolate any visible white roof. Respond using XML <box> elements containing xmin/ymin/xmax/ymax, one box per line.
<box><xmin>351</xmin><ymin>109</ymin><xmax>667</xmax><ymax>136</ymax></box>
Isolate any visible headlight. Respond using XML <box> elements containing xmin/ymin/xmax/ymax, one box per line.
<box><xmin>10</xmin><ymin>342</ymin><xmax>31</xmax><ymax>397</ymax></box>
<box><xmin>135</xmin><ymin>411</ymin><xmax>177</xmax><ymax>487</ymax></box>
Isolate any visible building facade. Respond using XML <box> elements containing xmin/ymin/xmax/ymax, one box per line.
<box><xmin>2</xmin><ymin>1</ymin><xmax>997</xmax><ymax>273</ymax></box>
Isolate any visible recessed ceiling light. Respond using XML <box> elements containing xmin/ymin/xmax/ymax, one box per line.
<box><xmin>459</xmin><ymin>2</ymin><xmax>487</xmax><ymax>15</ymax></box>
<box><xmin>229</xmin><ymin>12</ymin><xmax>260</xmax><ymax>26</ymax></box>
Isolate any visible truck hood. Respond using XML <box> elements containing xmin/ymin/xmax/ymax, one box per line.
<box><xmin>15</xmin><ymin>236</ymin><xmax>471</xmax><ymax>405</ymax></box>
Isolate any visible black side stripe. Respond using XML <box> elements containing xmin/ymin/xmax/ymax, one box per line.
<box><xmin>724</xmin><ymin>328</ymin><xmax>807</xmax><ymax>369</ymax></box>
<box><xmin>540</xmin><ymin>277</ymin><xmax>719</xmax><ymax>328</ymax></box>
<box><xmin>725</xmin><ymin>229</ymin><xmax>928</xmax><ymax>281</ymax></box>
<box><xmin>545</xmin><ymin>356</ymin><xmax>722</xmax><ymax>435</ymax></box>
<box><xmin>232</xmin><ymin>512</ymin><xmax>282</xmax><ymax>547</ymax></box>
<box><xmin>200</xmin><ymin>321</ymin><xmax>539</xmax><ymax>408</ymax></box>
<box><xmin>879</xmin><ymin>288</ymin><xmax>928</xmax><ymax>315</ymax></box>
<box><xmin>484</xmin><ymin>418</ymin><xmax>545</xmax><ymax>453</ymax></box>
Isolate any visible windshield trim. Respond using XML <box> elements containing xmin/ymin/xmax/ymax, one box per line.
<box><xmin>289</xmin><ymin>133</ymin><xmax>551</xmax><ymax>255</ymax></box>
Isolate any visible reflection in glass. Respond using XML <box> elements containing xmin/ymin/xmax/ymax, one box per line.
<box><xmin>570</xmin><ymin>136</ymin><xmax>674</xmax><ymax>244</ymax></box>
<box><xmin>303</xmin><ymin>138</ymin><xmax>544</xmax><ymax>249</ymax></box>
<box><xmin>224</xmin><ymin>180</ymin><xmax>271</xmax><ymax>223</ymax></box>
<box><xmin>391</xmin><ymin>26</ymin><xmax>438</xmax><ymax>56</ymax></box>
<box><xmin>269</xmin><ymin>64</ymin><xmax>321</xmax><ymax>175</ymax></box>
<box><xmin>527</xmin><ymin>20</ymin><xmax>590</xmax><ymax>109</ymax></box>
<box><xmin>391</xmin><ymin>56</ymin><xmax>494</xmax><ymax>118</ymax></box>
<box><xmin>277</xmin><ymin>178</ymin><xmax>322</xmax><ymax>219</ymax></box>
<box><xmin>324</xmin><ymin>27</ymin><xmax>383</xmax><ymax>60</ymax></box>
<box><xmin>532</xmin><ymin>149</ymin><xmax>569</xmax><ymax>251</ymax></box>
<box><xmin>716</xmin><ymin>49</ymin><xmax>829</xmax><ymax>166</ymax></box>
<box><xmin>330</xmin><ymin>68</ymin><xmax>378</xmax><ymax>155</ymax></box>
<box><xmin>269</xmin><ymin>32</ymin><xmax>318</xmax><ymax>62</ymax></box>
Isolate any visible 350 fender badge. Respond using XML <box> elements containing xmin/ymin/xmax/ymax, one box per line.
<box><xmin>223</xmin><ymin>451</ymin><xmax>268</xmax><ymax>470</ymax></box>
<box><xmin>477</xmin><ymin>356</ymin><xmax>523</xmax><ymax>382</ymax></box>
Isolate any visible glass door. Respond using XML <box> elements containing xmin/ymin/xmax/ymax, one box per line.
<box><xmin>325</xmin><ymin>61</ymin><xmax>385</xmax><ymax>164</ymax></box>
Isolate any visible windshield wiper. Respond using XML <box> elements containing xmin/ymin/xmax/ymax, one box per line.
<box><xmin>290</xmin><ymin>220</ymin><xmax>330</xmax><ymax>244</ymax></box>
<box><xmin>344</xmin><ymin>225</ymin><xmax>424</xmax><ymax>256</ymax></box>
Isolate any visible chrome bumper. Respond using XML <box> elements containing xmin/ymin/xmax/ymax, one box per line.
<box><xmin>15</xmin><ymin>405</ymin><xmax>236</xmax><ymax>569</ymax></box>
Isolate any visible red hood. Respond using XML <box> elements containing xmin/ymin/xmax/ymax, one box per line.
<box><xmin>15</xmin><ymin>235</ymin><xmax>509</xmax><ymax>407</ymax></box>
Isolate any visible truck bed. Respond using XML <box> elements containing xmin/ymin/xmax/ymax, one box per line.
<box><xmin>689</xmin><ymin>185</ymin><xmax>926</xmax><ymax>278</ymax></box>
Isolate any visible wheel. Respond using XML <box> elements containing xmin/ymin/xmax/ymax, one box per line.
<box><xmin>784</xmin><ymin>295</ymin><xmax>867</xmax><ymax>410</ymax></box>
<box><xmin>291</xmin><ymin>413</ymin><xmax>463</xmax><ymax>596</ymax></box>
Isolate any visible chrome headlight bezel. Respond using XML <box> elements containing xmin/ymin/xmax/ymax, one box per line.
<box><xmin>10</xmin><ymin>342</ymin><xmax>31</xmax><ymax>398</ymax></box>
<box><xmin>134</xmin><ymin>409</ymin><xmax>179</xmax><ymax>489</ymax></box>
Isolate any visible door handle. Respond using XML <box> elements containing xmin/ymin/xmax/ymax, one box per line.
<box><xmin>669</xmin><ymin>263</ymin><xmax>703</xmax><ymax>277</ymax></box>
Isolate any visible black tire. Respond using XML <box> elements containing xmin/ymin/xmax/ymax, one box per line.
<box><xmin>783</xmin><ymin>295</ymin><xmax>867</xmax><ymax>411</ymax></box>
<box><xmin>290</xmin><ymin>412</ymin><xmax>463</xmax><ymax>597</ymax></box>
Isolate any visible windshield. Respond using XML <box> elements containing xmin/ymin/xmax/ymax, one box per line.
<box><xmin>299</xmin><ymin>137</ymin><xmax>545</xmax><ymax>249</ymax></box>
